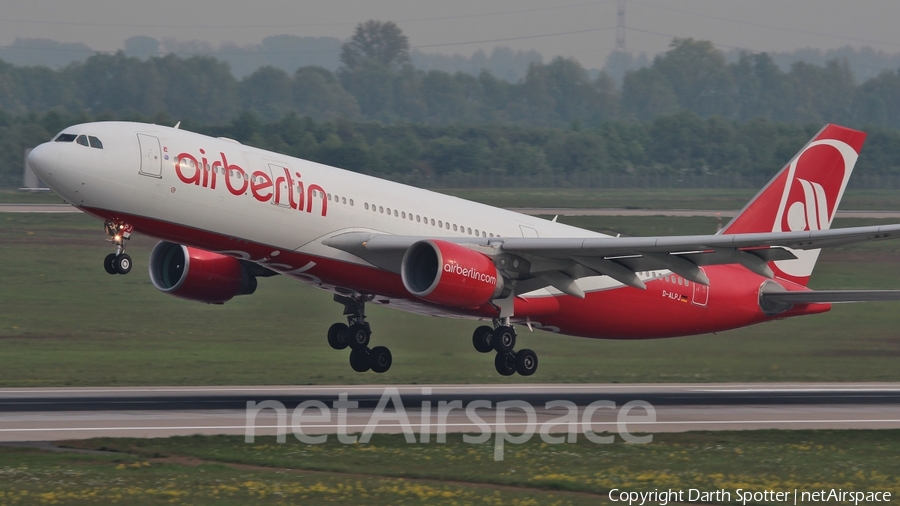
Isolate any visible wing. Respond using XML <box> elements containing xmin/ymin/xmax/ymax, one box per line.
<box><xmin>323</xmin><ymin>224</ymin><xmax>900</xmax><ymax>298</ymax></box>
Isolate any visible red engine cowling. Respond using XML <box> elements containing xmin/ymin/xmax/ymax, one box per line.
<box><xmin>401</xmin><ymin>240</ymin><xmax>504</xmax><ymax>308</ymax></box>
<box><xmin>149</xmin><ymin>241</ymin><xmax>256</xmax><ymax>304</ymax></box>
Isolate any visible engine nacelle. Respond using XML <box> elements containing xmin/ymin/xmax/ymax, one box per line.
<box><xmin>401</xmin><ymin>240</ymin><xmax>505</xmax><ymax>308</ymax></box>
<box><xmin>149</xmin><ymin>241</ymin><xmax>256</xmax><ymax>304</ymax></box>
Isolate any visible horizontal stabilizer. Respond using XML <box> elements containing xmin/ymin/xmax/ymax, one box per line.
<box><xmin>761</xmin><ymin>290</ymin><xmax>900</xmax><ymax>304</ymax></box>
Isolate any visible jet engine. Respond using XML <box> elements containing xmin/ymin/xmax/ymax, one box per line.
<box><xmin>401</xmin><ymin>240</ymin><xmax>505</xmax><ymax>308</ymax></box>
<box><xmin>149</xmin><ymin>241</ymin><xmax>257</xmax><ymax>304</ymax></box>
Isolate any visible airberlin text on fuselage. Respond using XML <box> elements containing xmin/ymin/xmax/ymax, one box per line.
<box><xmin>174</xmin><ymin>150</ymin><xmax>327</xmax><ymax>216</ymax></box>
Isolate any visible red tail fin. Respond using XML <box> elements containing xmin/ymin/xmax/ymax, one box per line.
<box><xmin>720</xmin><ymin>124</ymin><xmax>867</xmax><ymax>286</ymax></box>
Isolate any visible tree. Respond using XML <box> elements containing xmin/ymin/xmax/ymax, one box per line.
<box><xmin>340</xmin><ymin>20</ymin><xmax>410</xmax><ymax>70</ymax></box>
<box><xmin>123</xmin><ymin>36</ymin><xmax>160</xmax><ymax>59</ymax></box>
<box><xmin>239</xmin><ymin>66</ymin><xmax>294</xmax><ymax>122</ymax></box>
<box><xmin>854</xmin><ymin>69</ymin><xmax>900</xmax><ymax>128</ymax></box>
<box><xmin>652</xmin><ymin>39</ymin><xmax>736</xmax><ymax>117</ymax></box>
<box><xmin>622</xmin><ymin>67</ymin><xmax>678</xmax><ymax>121</ymax></box>
<box><xmin>789</xmin><ymin>59</ymin><xmax>855</xmax><ymax>124</ymax></box>
<box><xmin>293</xmin><ymin>67</ymin><xmax>360</xmax><ymax>120</ymax></box>
<box><xmin>732</xmin><ymin>52</ymin><xmax>792</xmax><ymax>122</ymax></box>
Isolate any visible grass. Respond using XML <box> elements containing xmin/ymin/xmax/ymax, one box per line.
<box><xmin>0</xmin><ymin>191</ymin><xmax>68</xmax><ymax>204</ymax></box>
<box><xmin>2</xmin><ymin>212</ymin><xmax>900</xmax><ymax>386</ymax></box>
<box><xmin>0</xmin><ymin>430</ymin><xmax>897</xmax><ymax>504</ymax></box>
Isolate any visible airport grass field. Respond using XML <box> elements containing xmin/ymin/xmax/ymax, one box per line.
<box><xmin>3</xmin><ymin>190</ymin><xmax>900</xmax><ymax>505</ymax></box>
<box><xmin>1</xmin><ymin>203</ymin><xmax>900</xmax><ymax>386</ymax></box>
<box><xmin>0</xmin><ymin>430</ymin><xmax>898</xmax><ymax>505</ymax></box>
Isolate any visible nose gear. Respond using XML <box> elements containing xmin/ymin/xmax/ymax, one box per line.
<box><xmin>103</xmin><ymin>221</ymin><xmax>133</xmax><ymax>275</ymax></box>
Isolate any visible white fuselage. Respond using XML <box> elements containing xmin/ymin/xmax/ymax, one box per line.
<box><xmin>30</xmin><ymin>122</ymin><xmax>617</xmax><ymax>313</ymax></box>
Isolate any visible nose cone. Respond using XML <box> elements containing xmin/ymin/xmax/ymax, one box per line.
<box><xmin>27</xmin><ymin>142</ymin><xmax>60</xmax><ymax>180</ymax></box>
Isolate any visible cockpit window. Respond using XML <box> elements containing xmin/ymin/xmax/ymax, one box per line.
<box><xmin>88</xmin><ymin>136</ymin><xmax>103</xmax><ymax>149</ymax></box>
<box><xmin>75</xmin><ymin>135</ymin><xmax>89</xmax><ymax>147</ymax></box>
<box><xmin>55</xmin><ymin>133</ymin><xmax>77</xmax><ymax>143</ymax></box>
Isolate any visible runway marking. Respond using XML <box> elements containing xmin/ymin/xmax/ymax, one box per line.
<box><xmin>4</xmin><ymin>419</ymin><xmax>900</xmax><ymax>433</ymax></box>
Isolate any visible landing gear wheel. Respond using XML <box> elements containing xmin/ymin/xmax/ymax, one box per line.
<box><xmin>494</xmin><ymin>351</ymin><xmax>517</xmax><ymax>376</ymax></box>
<box><xmin>347</xmin><ymin>323</ymin><xmax>371</xmax><ymax>350</ymax></box>
<box><xmin>472</xmin><ymin>326</ymin><xmax>494</xmax><ymax>353</ymax></box>
<box><xmin>104</xmin><ymin>253</ymin><xmax>117</xmax><ymax>275</ymax></box>
<box><xmin>492</xmin><ymin>326</ymin><xmax>516</xmax><ymax>353</ymax></box>
<box><xmin>349</xmin><ymin>347</ymin><xmax>371</xmax><ymax>372</ymax></box>
<box><xmin>515</xmin><ymin>349</ymin><xmax>538</xmax><ymax>376</ymax></box>
<box><xmin>369</xmin><ymin>346</ymin><xmax>392</xmax><ymax>373</ymax></box>
<box><xmin>327</xmin><ymin>323</ymin><xmax>349</xmax><ymax>350</ymax></box>
<box><xmin>113</xmin><ymin>253</ymin><xmax>132</xmax><ymax>275</ymax></box>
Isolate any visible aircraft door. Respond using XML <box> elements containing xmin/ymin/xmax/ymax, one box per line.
<box><xmin>266</xmin><ymin>162</ymin><xmax>295</xmax><ymax>208</ymax></box>
<box><xmin>137</xmin><ymin>134</ymin><xmax>162</xmax><ymax>178</ymax></box>
<box><xmin>691</xmin><ymin>270</ymin><xmax>709</xmax><ymax>307</ymax></box>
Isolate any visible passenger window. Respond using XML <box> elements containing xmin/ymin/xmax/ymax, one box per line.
<box><xmin>401</xmin><ymin>211</ymin><xmax>406</xmax><ymax>219</ymax></box>
<box><xmin>75</xmin><ymin>135</ymin><xmax>89</xmax><ymax>146</ymax></box>
<box><xmin>342</xmin><ymin>197</ymin><xmax>347</xmax><ymax>204</ymax></box>
<box><xmin>416</xmin><ymin>216</ymin><xmax>421</xmax><ymax>222</ymax></box>
<box><xmin>474</xmin><ymin>229</ymin><xmax>479</xmax><ymax>236</ymax></box>
<box><xmin>430</xmin><ymin>219</ymin><xmax>435</xmax><ymax>226</ymax></box>
<box><xmin>467</xmin><ymin>228</ymin><xmax>472</xmax><ymax>235</ymax></box>
<box><xmin>55</xmin><ymin>133</ymin><xmax>76</xmax><ymax>142</ymax></box>
<box><xmin>394</xmin><ymin>210</ymin><xmax>398</xmax><ymax>217</ymax></box>
<box><xmin>379</xmin><ymin>206</ymin><xmax>384</xmax><ymax>213</ymax></box>
<box><xmin>349</xmin><ymin>199</ymin><xmax>354</xmax><ymax>206</ymax></box>
<box><xmin>365</xmin><ymin>203</ymin><xmax>369</xmax><ymax>210</ymax></box>
<box><xmin>386</xmin><ymin>207</ymin><xmax>390</xmax><ymax>214</ymax></box>
<box><xmin>88</xmin><ymin>136</ymin><xmax>103</xmax><ymax>149</ymax></box>
<box><xmin>453</xmin><ymin>224</ymin><xmax>457</xmax><ymax>231</ymax></box>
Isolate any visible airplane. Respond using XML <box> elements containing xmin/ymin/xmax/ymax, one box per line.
<box><xmin>26</xmin><ymin>123</ymin><xmax>900</xmax><ymax>377</ymax></box>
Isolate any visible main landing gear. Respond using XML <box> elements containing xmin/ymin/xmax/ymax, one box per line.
<box><xmin>103</xmin><ymin>221</ymin><xmax>133</xmax><ymax>275</ymax></box>
<box><xmin>327</xmin><ymin>295</ymin><xmax>392</xmax><ymax>373</ymax></box>
<box><xmin>472</xmin><ymin>321</ymin><xmax>538</xmax><ymax>376</ymax></box>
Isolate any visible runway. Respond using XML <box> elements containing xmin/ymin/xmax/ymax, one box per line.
<box><xmin>1</xmin><ymin>383</ymin><xmax>899</xmax><ymax>442</ymax></box>
<box><xmin>5</xmin><ymin>203</ymin><xmax>900</xmax><ymax>219</ymax></box>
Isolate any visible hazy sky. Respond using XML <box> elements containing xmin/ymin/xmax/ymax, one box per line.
<box><xmin>2</xmin><ymin>0</ymin><xmax>899</xmax><ymax>68</ymax></box>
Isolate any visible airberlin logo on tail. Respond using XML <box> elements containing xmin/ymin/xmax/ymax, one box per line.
<box><xmin>783</xmin><ymin>178</ymin><xmax>828</xmax><ymax>232</ymax></box>
<box><xmin>773</xmin><ymin>139</ymin><xmax>858</xmax><ymax>235</ymax></box>
<box><xmin>443</xmin><ymin>263</ymin><xmax>497</xmax><ymax>285</ymax></box>
<box><xmin>771</xmin><ymin>137</ymin><xmax>859</xmax><ymax>280</ymax></box>
<box><xmin>174</xmin><ymin>150</ymin><xmax>328</xmax><ymax>217</ymax></box>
